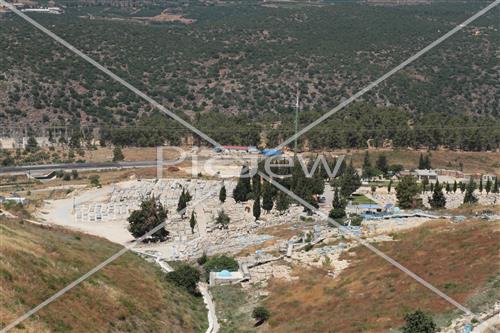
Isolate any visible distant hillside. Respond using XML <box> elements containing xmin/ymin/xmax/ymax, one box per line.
<box><xmin>0</xmin><ymin>1</ymin><xmax>498</xmax><ymax>150</ymax></box>
<box><xmin>0</xmin><ymin>217</ymin><xmax>208</xmax><ymax>332</ymax></box>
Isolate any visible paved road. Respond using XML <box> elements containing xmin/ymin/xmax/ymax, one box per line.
<box><xmin>0</xmin><ymin>161</ymin><xmax>158</xmax><ymax>175</ymax></box>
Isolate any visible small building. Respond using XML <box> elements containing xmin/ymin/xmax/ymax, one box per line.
<box><xmin>4</xmin><ymin>197</ymin><xmax>27</xmax><ymax>205</ymax></box>
<box><xmin>209</xmin><ymin>270</ymin><xmax>244</xmax><ymax>285</ymax></box>
<box><xmin>413</xmin><ymin>169</ymin><xmax>438</xmax><ymax>183</ymax></box>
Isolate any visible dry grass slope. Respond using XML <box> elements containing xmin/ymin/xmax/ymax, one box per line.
<box><xmin>0</xmin><ymin>217</ymin><xmax>208</xmax><ymax>333</ymax></box>
<box><xmin>265</xmin><ymin>220</ymin><xmax>499</xmax><ymax>333</ymax></box>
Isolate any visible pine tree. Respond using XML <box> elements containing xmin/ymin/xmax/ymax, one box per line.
<box><xmin>396</xmin><ymin>176</ymin><xmax>420</xmax><ymax>209</ymax></box>
<box><xmin>453</xmin><ymin>180</ymin><xmax>457</xmax><ymax>193</ymax></box>
<box><xmin>429</xmin><ymin>180</ymin><xmax>446</xmax><ymax>209</ymax></box>
<box><xmin>253</xmin><ymin>195</ymin><xmax>261</xmax><ymax>221</ymax></box>
<box><xmin>128</xmin><ymin>196</ymin><xmax>168</xmax><ymax>242</ymax></box>
<box><xmin>219</xmin><ymin>184</ymin><xmax>227</xmax><ymax>203</ymax></box>
<box><xmin>262</xmin><ymin>182</ymin><xmax>274</xmax><ymax>213</ymax></box>
<box><xmin>479</xmin><ymin>178</ymin><xmax>483</xmax><ymax>193</ymax></box>
<box><xmin>189</xmin><ymin>211</ymin><xmax>197</xmax><ymax>234</ymax></box>
<box><xmin>339</xmin><ymin>160</ymin><xmax>361</xmax><ymax>199</ymax></box>
<box><xmin>275</xmin><ymin>191</ymin><xmax>290</xmax><ymax>214</ymax></box>
<box><xmin>485</xmin><ymin>179</ymin><xmax>491</xmax><ymax>194</ymax></box>
<box><xmin>445</xmin><ymin>182</ymin><xmax>451</xmax><ymax>193</ymax></box>
<box><xmin>463</xmin><ymin>179</ymin><xmax>478</xmax><ymax>204</ymax></box>
<box><xmin>492</xmin><ymin>178</ymin><xmax>499</xmax><ymax>193</ymax></box>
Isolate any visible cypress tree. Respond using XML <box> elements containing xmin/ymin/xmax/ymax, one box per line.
<box><xmin>453</xmin><ymin>180</ymin><xmax>457</xmax><ymax>193</ymax></box>
<box><xmin>460</xmin><ymin>181</ymin><xmax>466</xmax><ymax>193</ymax></box>
<box><xmin>262</xmin><ymin>182</ymin><xmax>274</xmax><ymax>213</ymax></box>
<box><xmin>485</xmin><ymin>179</ymin><xmax>492</xmax><ymax>194</ymax></box>
<box><xmin>219</xmin><ymin>184</ymin><xmax>227</xmax><ymax>203</ymax></box>
<box><xmin>387</xmin><ymin>180</ymin><xmax>392</xmax><ymax>193</ymax></box>
<box><xmin>492</xmin><ymin>178</ymin><xmax>499</xmax><ymax>193</ymax></box>
<box><xmin>253</xmin><ymin>195</ymin><xmax>261</xmax><ymax>221</ymax></box>
<box><xmin>177</xmin><ymin>189</ymin><xmax>187</xmax><ymax>218</ymax></box>
<box><xmin>445</xmin><ymin>182</ymin><xmax>451</xmax><ymax>193</ymax></box>
<box><xmin>233</xmin><ymin>165</ymin><xmax>252</xmax><ymax>202</ymax></box>
<box><xmin>463</xmin><ymin>179</ymin><xmax>478</xmax><ymax>204</ymax></box>
<box><xmin>189</xmin><ymin>211</ymin><xmax>197</xmax><ymax>234</ymax></box>
<box><xmin>418</xmin><ymin>153</ymin><xmax>425</xmax><ymax>169</ymax></box>
<box><xmin>479</xmin><ymin>178</ymin><xmax>483</xmax><ymax>193</ymax></box>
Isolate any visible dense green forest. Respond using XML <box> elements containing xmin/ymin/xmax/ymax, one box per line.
<box><xmin>0</xmin><ymin>1</ymin><xmax>498</xmax><ymax>150</ymax></box>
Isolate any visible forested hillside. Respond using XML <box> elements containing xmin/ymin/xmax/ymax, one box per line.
<box><xmin>0</xmin><ymin>0</ymin><xmax>498</xmax><ymax>150</ymax></box>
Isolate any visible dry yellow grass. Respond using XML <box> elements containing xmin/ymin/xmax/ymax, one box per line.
<box><xmin>0</xmin><ymin>217</ymin><xmax>208</xmax><ymax>333</ymax></box>
<box><xmin>264</xmin><ymin>220</ymin><xmax>500</xmax><ymax>333</ymax></box>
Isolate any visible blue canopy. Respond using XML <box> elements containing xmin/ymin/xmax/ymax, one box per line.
<box><xmin>261</xmin><ymin>149</ymin><xmax>283</xmax><ymax>156</ymax></box>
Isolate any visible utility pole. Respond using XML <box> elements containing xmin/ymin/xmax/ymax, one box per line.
<box><xmin>294</xmin><ymin>82</ymin><xmax>300</xmax><ymax>158</ymax></box>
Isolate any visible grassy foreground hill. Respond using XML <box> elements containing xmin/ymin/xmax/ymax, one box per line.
<box><xmin>0</xmin><ymin>217</ymin><xmax>208</xmax><ymax>333</ymax></box>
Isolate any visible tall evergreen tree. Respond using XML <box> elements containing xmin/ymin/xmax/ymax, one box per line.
<box><xmin>429</xmin><ymin>180</ymin><xmax>446</xmax><ymax>209</ymax></box>
<box><xmin>418</xmin><ymin>153</ymin><xmax>425</xmax><ymax>169</ymax></box>
<box><xmin>275</xmin><ymin>191</ymin><xmax>290</xmax><ymax>214</ymax></box>
<box><xmin>492</xmin><ymin>178</ymin><xmax>499</xmax><ymax>193</ymax></box>
<box><xmin>252</xmin><ymin>172</ymin><xmax>261</xmax><ymax>198</ymax></box>
<box><xmin>485</xmin><ymin>179</ymin><xmax>491</xmax><ymax>194</ymax></box>
<box><xmin>445</xmin><ymin>182</ymin><xmax>451</xmax><ymax>193</ymax></box>
<box><xmin>339</xmin><ymin>160</ymin><xmax>361</xmax><ymax>199</ymax></box>
<box><xmin>189</xmin><ymin>211</ymin><xmax>197</xmax><ymax>234</ymax></box>
<box><xmin>253</xmin><ymin>195</ymin><xmax>261</xmax><ymax>221</ymax></box>
<box><xmin>423</xmin><ymin>155</ymin><xmax>431</xmax><ymax>169</ymax></box>
<box><xmin>177</xmin><ymin>189</ymin><xmax>187</xmax><ymax>218</ymax></box>
<box><xmin>453</xmin><ymin>180</ymin><xmax>458</xmax><ymax>193</ymax></box>
<box><xmin>460</xmin><ymin>181</ymin><xmax>466</xmax><ymax>193</ymax></box>
<box><xmin>463</xmin><ymin>179</ymin><xmax>478</xmax><ymax>204</ymax></box>
<box><xmin>362</xmin><ymin>151</ymin><xmax>372</xmax><ymax>179</ymax></box>
<box><xmin>233</xmin><ymin>165</ymin><xmax>252</xmax><ymax>202</ymax></box>
<box><xmin>219</xmin><ymin>184</ymin><xmax>227</xmax><ymax>203</ymax></box>
<box><xmin>387</xmin><ymin>180</ymin><xmax>392</xmax><ymax>193</ymax></box>
<box><xmin>479</xmin><ymin>178</ymin><xmax>483</xmax><ymax>193</ymax></box>
<box><xmin>376</xmin><ymin>154</ymin><xmax>388</xmax><ymax>174</ymax></box>
<box><xmin>262</xmin><ymin>182</ymin><xmax>274</xmax><ymax>213</ymax></box>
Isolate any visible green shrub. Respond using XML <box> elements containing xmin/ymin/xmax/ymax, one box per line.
<box><xmin>252</xmin><ymin>306</ymin><xmax>270</xmax><ymax>324</ymax></box>
<box><xmin>203</xmin><ymin>255</ymin><xmax>239</xmax><ymax>273</ymax></box>
<box><xmin>165</xmin><ymin>264</ymin><xmax>201</xmax><ymax>296</ymax></box>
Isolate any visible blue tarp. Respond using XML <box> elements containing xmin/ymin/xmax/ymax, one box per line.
<box><xmin>261</xmin><ymin>149</ymin><xmax>283</xmax><ymax>156</ymax></box>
